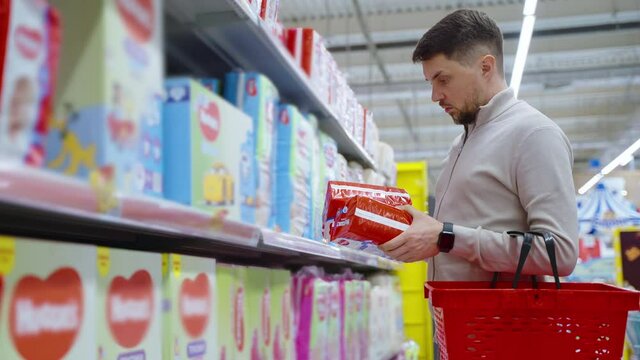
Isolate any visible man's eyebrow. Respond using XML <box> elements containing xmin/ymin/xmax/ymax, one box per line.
<box><xmin>427</xmin><ymin>71</ymin><xmax>442</xmax><ymax>83</ymax></box>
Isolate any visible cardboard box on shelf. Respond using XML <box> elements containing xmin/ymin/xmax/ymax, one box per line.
<box><xmin>162</xmin><ymin>254</ymin><xmax>216</xmax><ymax>360</ymax></box>
<box><xmin>0</xmin><ymin>0</ymin><xmax>61</xmax><ymax>166</ymax></box>
<box><xmin>224</xmin><ymin>72</ymin><xmax>279</xmax><ymax>227</ymax></box>
<box><xmin>96</xmin><ymin>247</ymin><xmax>161</xmax><ymax>360</ymax></box>
<box><xmin>46</xmin><ymin>0</ymin><xmax>164</xmax><ymax>197</ymax></box>
<box><xmin>270</xmin><ymin>269</ymin><xmax>293</xmax><ymax>360</ymax></box>
<box><xmin>163</xmin><ymin>78</ymin><xmax>256</xmax><ymax>224</ymax></box>
<box><xmin>0</xmin><ymin>236</ymin><xmax>96</xmax><ymax>360</ymax></box>
<box><xmin>217</xmin><ymin>264</ymin><xmax>249</xmax><ymax>360</ymax></box>
<box><xmin>274</xmin><ymin>104</ymin><xmax>314</xmax><ymax>238</ymax></box>
<box><xmin>246</xmin><ymin>267</ymin><xmax>272</xmax><ymax>360</ymax></box>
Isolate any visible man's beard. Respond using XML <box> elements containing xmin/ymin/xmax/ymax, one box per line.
<box><xmin>452</xmin><ymin>108</ymin><xmax>479</xmax><ymax>125</ymax></box>
<box><xmin>449</xmin><ymin>92</ymin><xmax>481</xmax><ymax>125</ymax></box>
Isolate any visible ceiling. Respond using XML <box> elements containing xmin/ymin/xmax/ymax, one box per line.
<box><xmin>280</xmin><ymin>0</ymin><xmax>640</xmax><ymax>187</ymax></box>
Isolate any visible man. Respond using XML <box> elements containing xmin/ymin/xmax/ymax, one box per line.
<box><xmin>380</xmin><ymin>9</ymin><xmax>578</xmax><ymax>282</ymax></box>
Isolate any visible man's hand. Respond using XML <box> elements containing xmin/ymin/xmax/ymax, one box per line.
<box><xmin>379</xmin><ymin>205</ymin><xmax>443</xmax><ymax>262</ymax></box>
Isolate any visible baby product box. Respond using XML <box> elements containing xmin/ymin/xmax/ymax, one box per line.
<box><xmin>97</xmin><ymin>247</ymin><xmax>161</xmax><ymax>360</ymax></box>
<box><xmin>217</xmin><ymin>264</ymin><xmax>249</xmax><ymax>360</ymax></box>
<box><xmin>0</xmin><ymin>236</ymin><xmax>96</xmax><ymax>360</ymax></box>
<box><xmin>0</xmin><ymin>0</ymin><xmax>60</xmax><ymax>166</ymax></box>
<box><xmin>224</xmin><ymin>72</ymin><xmax>279</xmax><ymax>227</ymax></box>
<box><xmin>326</xmin><ymin>281</ymin><xmax>341</xmax><ymax>360</ymax></box>
<box><xmin>46</xmin><ymin>0</ymin><xmax>164</xmax><ymax>196</ymax></box>
<box><xmin>246</xmin><ymin>267</ymin><xmax>272</xmax><ymax>360</ymax></box>
<box><xmin>162</xmin><ymin>254</ymin><xmax>216</xmax><ymax>360</ymax></box>
<box><xmin>296</xmin><ymin>277</ymin><xmax>330</xmax><ymax>360</ymax></box>
<box><xmin>269</xmin><ymin>269</ymin><xmax>293</xmax><ymax>360</ymax></box>
<box><xmin>274</xmin><ymin>104</ymin><xmax>313</xmax><ymax>238</ymax></box>
<box><xmin>200</xmin><ymin>78</ymin><xmax>221</xmax><ymax>95</ymax></box>
<box><xmin>164</xmin><ymin>78</ymin><xmax>255</xmax><ymax>223</ymax></box>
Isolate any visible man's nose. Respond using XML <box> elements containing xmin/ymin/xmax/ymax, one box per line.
<box><xmin>431</xmin><ymin>88</ymin><xmax>442</xmax><ymax>103</ymax></box>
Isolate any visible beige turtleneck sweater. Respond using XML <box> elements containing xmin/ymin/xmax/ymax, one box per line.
<box><xmin>430</xmin><ymin>87</ymin><xmax>579</xmax><ymax>281</ymax></box>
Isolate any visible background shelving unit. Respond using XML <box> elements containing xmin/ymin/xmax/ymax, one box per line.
<box><xmin>164</xmin><ymin>0</ymin><xmax>377</xmax><ymax>169</ymax></box>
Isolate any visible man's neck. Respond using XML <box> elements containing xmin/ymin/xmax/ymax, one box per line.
<box><xmin>481</xmin><ymin>78</ymin><xmax>509</xmax><ymax>106</ymax></box>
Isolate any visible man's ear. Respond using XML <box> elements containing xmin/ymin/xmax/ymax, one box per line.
<box><xmin>481</xmin><ymin>54</ymin><xmax>497</xmax><ymax>77</ymax></box>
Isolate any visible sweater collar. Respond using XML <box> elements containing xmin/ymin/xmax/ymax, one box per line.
<box><xmin>473</xmin><ymin>87</ymin><xmax>517</xmax><ymax>129</ymax></box>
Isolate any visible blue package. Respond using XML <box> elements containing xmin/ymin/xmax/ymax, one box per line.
<box><xmin>163</xmin><ymin>77</ymin><xmax>256</xmax><ymax>223</ymax></box>
<box><xmin>274</xmin><ymin>103</ymin><xmax>314</xmax><ymax>238</ymax></box>
<box><xmin>224</xmin><ymin>71</ymin><xmax>279</xmax><ymax>228</ymax></box>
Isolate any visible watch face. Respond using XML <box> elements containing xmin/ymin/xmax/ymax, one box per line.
<box><xmin>438</xmin><ymin>232</ymin><xmax>455</xmax><ymax>252</ymax></box>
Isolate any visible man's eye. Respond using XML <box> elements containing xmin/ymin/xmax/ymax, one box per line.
<box><xmin>440</xmin><ymin>78</ymin><xmax>448</xmax><ymax>85</ymax></box>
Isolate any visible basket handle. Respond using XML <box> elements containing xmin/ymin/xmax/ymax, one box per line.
<box><xmin>491</xmin><ymin>231</ymin><xmax>561</xmax><ymax>289</ymax></box>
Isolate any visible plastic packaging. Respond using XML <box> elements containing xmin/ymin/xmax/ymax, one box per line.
<box><xmin>331</xmin><ymin>195</ymin><xmax>412</xmax><ymax>245</ymax></box>
<box><xmin>322</xmin><ymin>181</ymin><xmax>412</xmax><ymax>240</ymax></box>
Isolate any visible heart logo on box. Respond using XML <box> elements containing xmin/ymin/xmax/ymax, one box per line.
<box><xmin>233</xmin><ymin>287</ymin><xmax>245</xmax><ymax>352</ymax></box>
<box><xmin>9</xmin><ymin>268</ymin><xmax>83</xmax><ymax>360</ymax></box>
<box><xmin>246</xmin><ymin>79</ymin><xmax>257</xmax><ymax>97</ymax></box>
<box><xmin>116</xmin><ymin>0</ymin><xmax>154</xmax><ymax>43</ymax></box>
<box><xmin>107</xmin><ymin>270</ymin><xmax>154</xmax><ymax>348</ymax></box>
<box><xmin>199</xmin><ymin>101</ymin><xmax>221</xmax><ymax>142</ymax></box>
<box><xmin>179</xmin><ymin>273</ymin><xmax>211</xmax><ymax>339</ymax></box>
<box><xmin>15</xmin><ymin>26</ymin><xmax>43</xmax><ymax>60</ymax></box>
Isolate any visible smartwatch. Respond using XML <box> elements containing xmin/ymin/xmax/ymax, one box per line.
<box><xmin>437</xmin><ymin>222</ymin><xmax>455</xmax><ymax>253</ymax></box>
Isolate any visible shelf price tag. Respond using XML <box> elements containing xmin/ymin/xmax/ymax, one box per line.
<box><xmin>0</xmin><ymin>236</ymin><xmax>15</xmax><ymax>275</ymax></box>
<box><xmin>89</xmin><ymin>167</ymin><xmax>121</xmax><ymax>215</ymax></box>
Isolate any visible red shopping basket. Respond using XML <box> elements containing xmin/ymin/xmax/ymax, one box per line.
<box><xmin>425</xmin><ymin>231</ymin><xmax>640</xmax><ymax>360</ymax></box>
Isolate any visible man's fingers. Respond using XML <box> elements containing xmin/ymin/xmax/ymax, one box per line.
<box><xmin>397</xmin><ymin>204</ymin><xmax>423</xmax><ymax>219</ymax></box>
<box><xmin>379</xmin><ymin>232</ymin><xmax>408</xmax><ymax>252</ymax></box>
<box><xmin>385</xmin><ymin>247</ymin><xmax>411</xmax><ymax>261</ymax></box>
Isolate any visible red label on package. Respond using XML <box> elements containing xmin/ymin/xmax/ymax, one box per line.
<box><xmin>279</xmin><ymin>108</ymin><xmax>289</xmax><ymax>125</ymax></box>
<box><xmin>117</xmin><ymin>0</ymin><xmax>154</xmax><ymax>43</ymax></box>
<box><xmin>282</xmin><ymin>287</ymin><xmax>291</xmax><ymax>340</ymax></box>
<box><xmin>107</xmin><ymin>270</ymin><xmax>154</xmax><ymax>348</ymax></box>
<box><xmin>246</xmin><ymin>78</ymin><xmax>257</xmax><ymax>97</ymax></box>
<box><xmin>262</xmin><ymin>288</ymin><xmax>271</xmax><ymax>346</ymax></box>
<box><xmin>10</xmin><ymin>268</ymin><xmax>83</xmax><ymax>360</ymax></box>
<box><xmin>234</xmin><ymin>287</ymin><xmax>245</xmax><ymax>351</ymax></box>
<box><xmin>15</xmin><ymin>25</ymin><xmax>43</xmax><ymax>60</ymax></box>
<box><xmin>198</xmin><ymin>101</ymin><xmax>221</xmax><ymax>142</ymax></box>
<box><xmin>179</xmin><ymin>273</ymin><xmax>211</xmax><ymax>339</ymax></box>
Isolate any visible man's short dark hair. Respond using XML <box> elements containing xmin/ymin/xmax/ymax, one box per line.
<box><xmin>412</xmin><ymin>9</ymin><xmax>504</xmax><ymax>77</ymax></box>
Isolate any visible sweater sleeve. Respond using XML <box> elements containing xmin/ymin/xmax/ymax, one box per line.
<box><xmin>448</xmin><ymin>127</ymin><xmax>579</xmax><ymax>276</ymax></box>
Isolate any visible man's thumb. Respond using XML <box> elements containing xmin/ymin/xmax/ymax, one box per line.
<box><xmin>397</xmin><ymin>204</ymin><xmax>422</xmax><ymax>217</ymax></box>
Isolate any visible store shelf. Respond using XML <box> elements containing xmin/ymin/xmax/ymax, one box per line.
<box><xmin>164</xmin><ymin>0</ymin><xmax>377</xmax><ymax>169</ymax></box>
<box><xmin>0</xmin><ymin>163</ymin><xmax>395</xmax><ymax>271</ymax></box>
<box><xmin>261</xmin><ymin>229</ymin><xmax>342</xmax><ymax>260</ymax></box>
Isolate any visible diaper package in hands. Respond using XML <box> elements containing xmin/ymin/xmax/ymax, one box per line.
<box><xmin>322</xmin><ymin>181</ymin><xmax>412</xmax><ymax>240</ymax></box>
<box><xmin>273</xmin><ymin>104</ymin><xmax>313</xmax><ymax>238</ymax></box>
<box><xmin>331</xmin><ymin>195</ymin><xmax>412</xmax><ymax>246</ymax></box>
<box><xmin>0</xmin><ymin>0</ymin><xmax>60</xmax><ymax>166</ymax></box>
<box><xmin>224</xmin><ymin>71</ymin><xmax>279</xmax><ymax>227</ymax></box>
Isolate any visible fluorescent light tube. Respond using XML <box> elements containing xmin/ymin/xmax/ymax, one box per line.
<box><xmin>523</xmin><ymin>0</ymin><xmax>538</xmax><ymax>16</ymax></box>
<box><xmin>578</xmin><ymin>173</ymin><xmax>603</xmax><ymax>195</ymax></box>
<box><xmin>510</xmin><ymin>15</ymin><xmax>536</xmax><ymax>98</ymax></box>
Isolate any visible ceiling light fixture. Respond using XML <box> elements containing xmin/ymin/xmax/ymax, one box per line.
<box><xmin>510</xmin><ymin>0</ymin><xmax>538</xmax><ymax>98</ymax></box>
<box><xmin>578</xmin><ymin>138</ymin><xmax>640</xmax><ymax>195</ymax></box>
